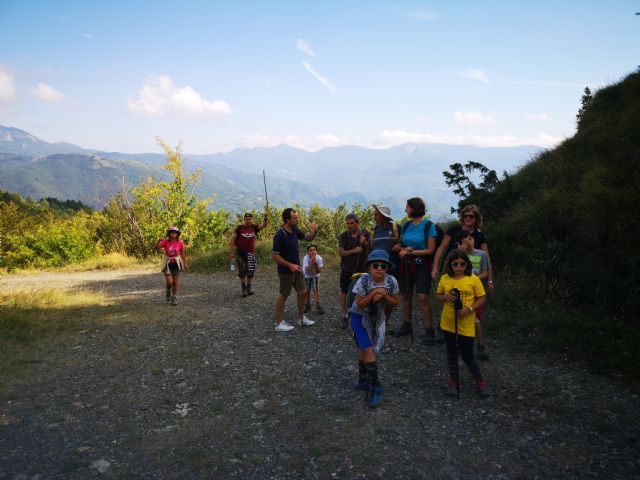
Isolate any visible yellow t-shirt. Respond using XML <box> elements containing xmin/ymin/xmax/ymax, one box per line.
<box><xmin>437</xmin><ymin>274</ymin><xmax>486</xmax><ymax>337</ymax></box>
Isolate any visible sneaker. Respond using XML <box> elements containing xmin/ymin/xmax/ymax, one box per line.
<box><xmin>477</xmin><ymin>344</ymin><xmax>490</xmax><ymax>361</ymax></box>
<box><xmin>246</xmin><ymin>285</ymin><xmax>254</xmax><ymax>296</ymax></box>
<box><xmin>304</xmin><ymin>302</ymin><xmax>310</xmax><ymax>313</ymax></box>
<box><xmin>316</xmin><ymin>304</ymin><xmax>324</xmax><ymax>315</ymax></box>
<box><xmin>475</xmin><ymin>379</ymin><xmax>490</xmax><ymax>397</ymax></box>
<box><xmin>367</xmin><ymin>385</ymin><xmax>384</xmax><ymax>408</ymax></box>
<box><xmin>355</xmin><ymin>378</ymin><xmax>369</xmax><ymax>391</ymax></box>
<box><xmin>170</xmin><ymin>295</ymin><xmax>177</xmax><ymax>306</ymax></box>
<box><xmin>396</xmin><ymin>322</ymin><xmax>412</xmax><ymax>337</ymax></box>
<box><xmin>275</xmin><ymin>322</ymin><xmax>295</xmax><ymax>332</ymax></box>
<box><xmin>299</xmin><ymin>315</ymin><xmax>315</xmax><ymax>326</ymax></box>
<box><xmin>340</xmin><ymin>314</ymin><xmax>348</xmax><ymax>330</ymax></box>
<box><xmin>423</xmin><ymin>328</ymin><xmax>436</xmax><ymax>346</ymax></box>
<box><xmin>446</xmin><ymin>380</ymin><xmax>457</xmax><ymax>397</ymax></box>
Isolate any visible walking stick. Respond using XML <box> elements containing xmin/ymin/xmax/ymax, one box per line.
<box><xmin>452</xmin><ymin>288</ymin><xmax>462</xmax><ymax>401</ymax></box>
<box><xmin>403</xmin><ymin>255</ymin><xmax>414</xmax><ymax>344</ymax></box>
<box><xmin>262</xmin><ymin>170</ymin><xmax>269</xmax><ymax>207</ymax></box>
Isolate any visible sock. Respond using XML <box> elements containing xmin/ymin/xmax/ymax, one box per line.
<box><xmin>364</xmin><ymin>362</ymin><xmax>380</xmax><ymax>387</ymax></box>
<box><xmin>358</xmin><ymin>360</ymin><xmax>367</xmax><ymax>381</ymax></box>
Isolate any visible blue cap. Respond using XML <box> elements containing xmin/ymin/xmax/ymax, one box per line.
<box><xmin>365</xmin><ymin>249</ymin><xmax>394</xmax><ymax>267</ymax></box>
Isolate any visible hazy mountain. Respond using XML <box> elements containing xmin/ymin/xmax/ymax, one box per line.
<box><xmin>0</xmin><ymin>125</ymin><xmax>544</xmax><ymax>218</ymax></box>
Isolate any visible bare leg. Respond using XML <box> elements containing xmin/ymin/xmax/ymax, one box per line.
<box><xmin>417</xmin><ymin>293</ymin><xmax>432</xmax><ymax>329</ymax></box>
<box><xmin>275</xmin><ymin>295</ymin><xmax>287</xmax><ymax>325</ymax></box>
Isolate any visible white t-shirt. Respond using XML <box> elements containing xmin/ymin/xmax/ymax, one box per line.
<box><xmin>302</xmin><ymin>254</ymin><xmax>324</xmax><ymax>279</ymax></box>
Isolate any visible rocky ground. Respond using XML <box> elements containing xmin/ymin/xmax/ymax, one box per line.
<box><xmin>1</xmin><ymin>267</ymin><xmax>639</xmax><ymax>479</ymax></box>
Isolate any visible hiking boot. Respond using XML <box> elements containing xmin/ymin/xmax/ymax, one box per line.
<box><xmin>165</xmin><ymin>289</ymin><xmax>171</xmax><ymax>302</ymax></box>
<box><xmin>446</xmin><ymin>380</ymin><xmax>457</xmax><ymax>397</ymax></box>
<box><xmin>367</xmin><ymin>385</ymin><xmax>384</xmax><ymax>408</ymax></box>
<box><xmin>475</xmin><ymin>379</ymin><xmax>490</xmax><ymax>398</ymax></box>
<box><xmin>275</xmin><ymin>322</ymin><xmax>295</xmax><ymax>332</ymax></box>
<box><xmin>304</xmin><ymin>302</ymin><xmax>311</xmax><ymax>313</ymax></box>
<box><xmin>423</xmin><ymin>328</ymin><xmax>436</xmax><ymax>346</ymax></box>
<box><xmin>170</xmin><ymin>295</ymin><xmax>177</xmax><ymax>306</ymax></box>
<box><xmin>355</xmin><ymin>377</ymin><xmax>369</xmax><ymax>391</ymax></box>
<box><xmin>340</xmin><ymin>314</ymin><xmax>348</xmax><ymax>330</ymax></box>
<box><xmin>299</xmin><ymin>315</ymin><xmax>315</xmax><ymax>326</ymax></box>
<box><xmin>241</xmin><ymin>285</ymin><xmax>248</xmax><ymax>298</ymax></box>
<box><xmin>316</xmin><ymin>304</ymin><xmax>324</xmax><ymax>315</ymax></box>
<box><xmin>246</xmin><ymin>285</ymin><xmax>254</xmax><ymax>296</ymax></box>
<box><xmin>477</xmin><ymin>344</ymin><xmax>490</xmax><ymax>361</ymax></box>
<box><xmin>396</xmin><ymin>322</ymin><xmax>412</xmax><ymax>337</ymax></box>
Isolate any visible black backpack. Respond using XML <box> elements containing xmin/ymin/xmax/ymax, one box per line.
<box><xmin>401</xmin><ymin>219</ymin><xmax>444</xmax><ymax>261</ymax></box>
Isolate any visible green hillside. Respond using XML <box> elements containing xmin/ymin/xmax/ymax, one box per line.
<box><xmin>472</xmin><ymin>70</ymin><xmax>640</xmax><ymax>379</ymax></box>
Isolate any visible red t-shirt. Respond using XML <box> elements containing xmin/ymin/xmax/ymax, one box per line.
<box><xmin>235</xmin><ymin>225</ymin><xmax>260</xmax><ymax>254</ymax></box>
<box><xmin>159</xmin><ymin>239</ymin><xmax>184</xmax><ymax>258</ymax></box>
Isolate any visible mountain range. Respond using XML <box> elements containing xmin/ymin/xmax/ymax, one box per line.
<box><xmin>0</xmin><ymin>125</ymin><xmax>543</xmax><ymax>219</ymax></box>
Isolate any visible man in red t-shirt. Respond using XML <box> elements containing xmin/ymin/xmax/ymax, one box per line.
<box><xmin>230</xmin><ymin>209</ymin><xmax>268</xmax><ymax>297</ymax></box>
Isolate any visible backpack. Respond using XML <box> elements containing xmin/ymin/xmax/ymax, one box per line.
<box><xmin>401</xmin><ymin>219</ymin><xmax>444</xmax><ymax>260</ymax></box>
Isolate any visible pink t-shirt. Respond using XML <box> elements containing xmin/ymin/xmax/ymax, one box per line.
<box><xmin>159</xmin><ymin>239</ymin><xmax>184</xmax><ymax>258</ymax></box>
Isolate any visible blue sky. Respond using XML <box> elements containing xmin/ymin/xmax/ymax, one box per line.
<box><xmin>1</xmin><ymin>1</ymin><xmax>639</xmax><ymax>154</ymax></box>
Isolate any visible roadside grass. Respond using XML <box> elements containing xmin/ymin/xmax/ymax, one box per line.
<box><xmin>488</xmin><ymin>272</ymin><xmax>640</xmax><ymax>385</ymax></box>
<box><xmin>0</xmin><ymin>286</ymin><xmax>111</xmax><ymax>382</ymax></box>
<box><xmin>0</xmin><ymin>253</ymin><xmax>154</xmax><ymax>276</ymax></box>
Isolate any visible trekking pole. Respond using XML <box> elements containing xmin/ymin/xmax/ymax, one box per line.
<box><xmin>452</xmin><ymin>288</ymin><xmax>462</xmax><ymax>401</ymax></box>
<box><xmin>262</xmin><ymin>170</ymin><xmax>269</xmax><ymax>206</ymax></box>
<box><xmin>404</xmin><ymin>255</ymin><xmax>414</xmax><ymax>344</ymax></box>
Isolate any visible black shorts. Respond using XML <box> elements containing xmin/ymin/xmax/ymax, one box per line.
<box><xmin>398</xmin><ymin>261</ymin><xmax>432</xmax><ymax>294</ymax></box>
<box><xmin>340</xmin><ymin>269</ymin><xmax>355</xmax><ymax>294</ymax></box>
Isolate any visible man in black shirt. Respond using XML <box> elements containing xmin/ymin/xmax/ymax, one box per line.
<box><xmin>272</xmin><ymin>208</ymin><xmax>318</xmax><ymax>332</ymax></box>
<box><xmin>338</xmin><ymin>213</ymin><xmax>370</xmax><ymax>328</ymax></box>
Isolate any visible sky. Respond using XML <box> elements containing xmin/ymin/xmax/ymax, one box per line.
<box><xmin>0</xmin><ymin>1</ymin><xmax>639</xmax><ymax>154</ymax></box>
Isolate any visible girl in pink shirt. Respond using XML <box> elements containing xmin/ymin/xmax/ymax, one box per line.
<box><xmin>154</xmin><ymin>226</ymin><xmax>188</xmax><ymax>305</ymax></box>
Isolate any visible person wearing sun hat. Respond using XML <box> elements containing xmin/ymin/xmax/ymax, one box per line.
<box><xmin>348</xmin><ymin>249</ymin><xmax>400</xmax><ymax>408</ymax></box>
<box><xmin>154</xmin><ymin>226</ymin><xmax>188</xmax><ymax>306</ymax></box>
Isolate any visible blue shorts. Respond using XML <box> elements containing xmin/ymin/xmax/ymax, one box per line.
<box><xmin>350</xmin><ymin>312</ymin><xmax>372</xmax><ymax>350</ymax></box>
<box><xmin>305</xmin><ymin>276</ymin><xmax>320</xmax><ymax>291</ymax></box>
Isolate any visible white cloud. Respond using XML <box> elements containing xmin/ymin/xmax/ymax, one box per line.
<box><xmin>454</xmin><ymin>110</ymin><xmax>496</xmax><ymax>127</ymax></box>
<box><xmin>32</xmin><ymin>82</ymin><xmax>66</xmax><ymax>102</ymax></box>
<box><xmin>0</xmin><ymin>68</ymin><xmax>16</xmax><ymax>102</ymax></box>
<box><xmin>127</xmin><ymin>75</ymin><xmax>232</xmax><ymax>116</ymax></box>
<box><xmin>84</xmin><ymin>33</ymin><xmax>95</xmax><ymax>40</ymax></box>
<box><xmin>376</xmin><ymin>129</ymin><xmax>561</xmax><ymax>148</ymax></box>
<box><xmin>295</xmin><ymin>39</ymin><xmax>316</xmax><ymax>57</ymax></box>
<box><xmin>461</xmin><ymin>68</ymin><xmax>490</xmax><ymax>84</ymax></box>
<box><xmin>301</xmin><ymin>61</ymin><xmax>336</xmax><ymax>93</ymax></box>
<box><xmin>525</xmin><ymin>113</ymin><xmax>553</xmax><ymax>122</ymax></box>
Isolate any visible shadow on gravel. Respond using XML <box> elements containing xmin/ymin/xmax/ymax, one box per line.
<box><xmin>1</xmin><ymin>268</ymin><xmax>640</xmax><ymax>479</ymax></box>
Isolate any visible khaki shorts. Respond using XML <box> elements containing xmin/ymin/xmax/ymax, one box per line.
<box><xmin>278</xmin><ymin>271</ymin><xmax>305</xmax><ymax>297</ymax></box>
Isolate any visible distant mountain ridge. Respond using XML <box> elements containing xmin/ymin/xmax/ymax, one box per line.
<box><xmin>0</xmin><ymin>125</ymin><xmax>543</xmax><ymax>218</ymax></box>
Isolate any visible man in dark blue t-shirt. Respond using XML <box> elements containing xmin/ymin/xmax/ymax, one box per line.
<box><xmin>272</xmin><ymin>207</ymin><xmax>318</xmax><ymax>332</ymax></box>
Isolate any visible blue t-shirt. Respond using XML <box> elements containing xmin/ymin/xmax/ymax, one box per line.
<box><xmin>401</xmin><ymin>219</ymin><xmax>437</xmax><ymax>250</ymax></box>
<box><xmin>371</xmin><ymin>224</ymin><xmax>398</xmax><ymax>254</ymax></box>
<box><xmin>272</xmin><ymin>226</ymin><xmax>306</xmax><ymax>275</ymax></box>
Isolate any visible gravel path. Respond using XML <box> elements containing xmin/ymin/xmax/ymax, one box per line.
<box><xmin>1</xmin><ymin>267</ymin><xmax>639</xmax><ymax>479</ymax></box>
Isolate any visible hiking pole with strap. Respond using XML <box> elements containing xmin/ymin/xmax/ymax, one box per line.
<box><xmin>403</xmin><ymin>255</ymin><xmax>415</xmax><ymax>344</ymax></box>
<box><xmin>452</xmin><ymin>288</ymin><xmax>462</xmax><ymax>401</ymax></box>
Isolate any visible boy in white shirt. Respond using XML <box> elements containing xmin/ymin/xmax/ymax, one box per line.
<box><xmin>303</xmin><ymin>243</ymin><xmax>324</xmax><ymax>315</ymax></box>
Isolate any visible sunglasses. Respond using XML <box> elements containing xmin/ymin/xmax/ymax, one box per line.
<box><xmin>463</xmin><ymin>214</ymin><xmax>475</xmax><ymax>218</ymax></box>
<box><xmin>370</xmin><ymin>263</ymin><xmax>388</xmax><ymax>270</ymax></box>
<box><xmin>451</xmin><ymin>261</ymin><xmax>467</xmax><ymax>268</ymax></box>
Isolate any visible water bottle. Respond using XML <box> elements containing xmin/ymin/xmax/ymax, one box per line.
<box><xmin>230</xmin><ymin>259</ymin><xmax>236</xmax><ymax>271</ymax></box>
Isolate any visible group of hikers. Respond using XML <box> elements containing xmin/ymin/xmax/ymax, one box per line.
<box><xmin>154</xmin><ymin>198</ymin><xmax>495</xmax><ymax>408</ymax></box>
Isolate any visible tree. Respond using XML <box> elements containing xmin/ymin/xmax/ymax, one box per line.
<box><xmin>442</xmin><ymin>161</ymin><xmax>500</xmax><ymax>214</ymax></box>
<box><xmin>576</xmin><ymin>87</ymin><xmax>593</xmax><ymax>124</ymax></box>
